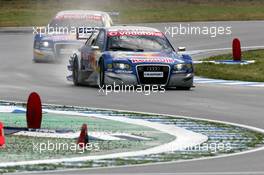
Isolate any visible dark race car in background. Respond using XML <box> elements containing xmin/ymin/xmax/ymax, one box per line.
<box><xmin>33</xmin><ymin>10</ymin><xmax>113</xmax><ymax>63</ymax></box>
<box><xmin>67</xmin><ymin>26</ymin><xmax>194</xmax><ymax>89</ymax></box>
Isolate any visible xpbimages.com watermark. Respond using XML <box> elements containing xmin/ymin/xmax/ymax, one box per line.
<box><xmin>33</xmin><ymin>141</ymin><xmax>100</xmax><ymax>154</ymax></box>
<box><xmin>32</xmin><ymin>25</ymin><xmax>98</xmax><ymax>37</ymax></box>
<box><xmin>98</xmin><ymin>82</ymin><xmax>166</xmax><ymax>95</ymax></box>
<box><xmin>164</xmin><ymin>24</ymin><xmax>232</xmax><ymax>38</ymax></box>
<box><xmin>176</xmin><ymin>142</ymin><xmax>233</xmax><ymax>153</ymax></box>
<box><xmin>32</xmin><ymin>24</ymin><xmax>232</xmax><ymax>38</ymax></box>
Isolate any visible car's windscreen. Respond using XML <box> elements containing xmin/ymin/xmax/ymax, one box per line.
<box><xmin>49</xmin><ymin>18</ymin><xmax>104</xmax><ymax>28</ymax></box>
<box><xmin>107</xmin><ymin>34</ymin><xmax>173</xmax><ymax>52</ymax></box>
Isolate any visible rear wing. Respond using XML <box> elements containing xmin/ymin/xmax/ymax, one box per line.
<box><xmin>76</xmin><ymin>27</ymin><xmax>99</xmax><ymax>40</ymax></box>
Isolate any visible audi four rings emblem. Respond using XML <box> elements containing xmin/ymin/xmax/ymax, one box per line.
<box><xmin>146</xmin><ymin>67</ymin><xmax>160</xmax><ymax>71</ymax></box>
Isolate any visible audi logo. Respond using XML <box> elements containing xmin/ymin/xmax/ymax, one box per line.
<box><xmin>146</xmin><ymin>66</ymin><xmax>160</xmax><ymax>71</ymax></box>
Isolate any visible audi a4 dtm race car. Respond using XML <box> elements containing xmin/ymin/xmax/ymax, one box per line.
<box><xmin>33</xmin><ymin>10</ymin><xmax>113</xmax><ymax>62</ymax></box>
<box><xmin>67</xmin><ymin>26</ymin><xmax>194</xmax><ymax>89</ymax></box>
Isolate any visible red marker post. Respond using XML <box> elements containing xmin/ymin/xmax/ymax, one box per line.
<box><xmin>77</xmin><ymin>124</ymin><xmax>89</xmax><ymax>148</ymax></box>
<box><xmin>232</xmin><ymin>38</ymin><xmax>242</xmax><ymax>61</ymax></box>
<box><xmin>26</xmin><ymin>92</ymin><xmax>42</xmax><ymax>129</ymax></box>
<box><xmin>0</xmin><ymin>122</ymin><xmax>5</xmax><ymax>148</ymax></box>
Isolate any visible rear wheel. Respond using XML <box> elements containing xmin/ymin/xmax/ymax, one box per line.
<box><xmin>72</xmin><ymin>58</ymin><xmax>80</xmax><ymax>86</ymax></box>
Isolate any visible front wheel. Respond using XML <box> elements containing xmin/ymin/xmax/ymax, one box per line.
<box><xmin>99</xmin><ymin>59</ymin><xmax>105</xmax><ymax>87</ymax></box>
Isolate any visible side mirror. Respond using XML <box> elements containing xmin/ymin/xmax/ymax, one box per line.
<box><xmin>178</xmin><ymin>47</ymin><xmax>186</xmax><ymax>52</ymax></box>
<box><xmin>91</xmin><ymin>45</ymin><xmax>100</xmax><ymax>51</ymax></box>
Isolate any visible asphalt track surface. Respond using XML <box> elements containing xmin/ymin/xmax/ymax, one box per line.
<box><xmin>1</xmin><ymin>21</ymin><xmax>264</xmax><ymax>175</ymax></box>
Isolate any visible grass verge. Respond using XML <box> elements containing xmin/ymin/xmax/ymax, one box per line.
<box><xmin>0</xmin><ymin>112</ymin><xmax>173</xmax><ymax>162</ymax></box>
<box><xmin>1</xmin><ymin>0</ymin><xmax>264</xmax><ymax>26</ymax></box>
<box><xmin>195</xmin><ymin>49</ymin><xmax>264</xmax><ymax>82</ymax></box>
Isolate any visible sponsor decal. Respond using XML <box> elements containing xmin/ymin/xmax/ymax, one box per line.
<box><xmin>114</xmin><ymin>70</ymin><xmax>133</xmax><ymax>74</ymax></box>
<box><xmin>55</xmin><ymin>14</ymin><xmax>102</xmax><ymax>20</ymax></box>
<box><xmin>47</xmin><ymin>35</ymin><xmax>76</xmax><ymax>41</ymax></box>
<box><xmin>124</xmin><ymin>53</ymin><xmax>165</xmax><ymax>57</ymax></box>
<box><xmin>107</xmin><ymin>31</ymin><xmax>163</xmax><ymax>37</ymax></box>
<box><xmin>111</xmin><ymin>53</ymin><xmax>170</xmax><ymax>60</ymax></box>
<box><xmin>130</xmin><ymin>57</ymin><xmax>174</xmax><ymax>63</ymax></box>
<box><xmin>144</xmin><ymin>72</ymin><xmax>164</xmax><ymax>78</ymax></box>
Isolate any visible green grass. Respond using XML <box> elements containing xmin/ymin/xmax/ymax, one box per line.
<box><xmin>195</xmin><ymin>49</ymin><xmax>264</xmax><ymax>82</ymax></box>
<box><xmin>1</xmin><ymin>0</ymin><xmax>264</xmax><ymax>26</ymax></box>
<box><xmin>1</xmin><ymin>103</ymin><xmax>264</xmax><ymax>173</ymax></box>
<box><xmin>0</xmin><ymin>112</ymin><xmax>174</xmax><ymax>162</ymax></box>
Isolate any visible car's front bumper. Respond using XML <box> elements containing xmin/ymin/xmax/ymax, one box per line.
<box><xmin>105</xmin><ymin>71</ymin><xmax>194</xmax><ymax>87</ymax></box>
<box><xmin>105</xmin><ymin>72</ymin><xmax>138</xmax><ymax>86</ymax></box>
<box><xmin>33</xmin><ymin>49</ymin><xmax>55</xmax><ymax>62</ymax></box>
<box><xmin>167</xmin><ymin>73</ymin><xmax>194</xmax><ymax>87</ymax></box>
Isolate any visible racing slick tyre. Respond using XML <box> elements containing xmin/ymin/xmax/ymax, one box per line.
<box><xmin>99</xmin><ymin>59</ymin><xmax>105</xmax><ymax>88</ymax></box>
<box><xmin>72</xmin><ymin>57</ymin><xmax>80</xmax><ymax>86</ymax></box>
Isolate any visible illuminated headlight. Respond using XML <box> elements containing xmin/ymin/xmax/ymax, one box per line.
<box><xmin>113</xmin><ymin>63</ymin><xmax>131</xmax><ymax>70</ymax></box>
<box><xmin>42</xmin><ymin>41</ymin><xmax>49</xmax><ymax>47</ymax></box>
<box><xmin>175</xmin><ymin>64</ymin><xmax>184</xmax><ymax>71</ymax></box>
<box><xmin>174</xmin><ymin>63</ymin><xmax>192</xmax><ymax>71</ymax></box>
<box><xmin>39</xmin><ymin>41</ymin><xmax>51</xmax><ymax>49</ymax></box>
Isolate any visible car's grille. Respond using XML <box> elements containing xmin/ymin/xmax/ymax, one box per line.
<box><xmin>137</xmin><ymin>65</ymin><xmax>170</xmax><ymax>85</ymax></box>
<box><xmin>55</xmin><ymin>44</ymin><xmax>80</xmax><ymax>57</ymax></box>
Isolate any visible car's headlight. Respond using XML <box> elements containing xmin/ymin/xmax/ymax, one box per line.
<box><xmin>42</xmin><ymin>41</ymin><xmax>49</xmax><ymax>47</ymax></box>
<box><xmin>113</xmin><ymin>63</ymin><xmax>131</xmax><ymax>70</ymax></box>
<box><xmin>175</xmin><ymin>64</ymin><xmax>184</xmax><ymax>71</ymax></box>
<box><xmin>174</xmin><ymin>63</ymin><xmax>192</xmax><ymax>71</ymax></box>
<box><xmin>39</xmin><ymin>41</ymin><xmax>52</xmax><ymax>49</ymax></box>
